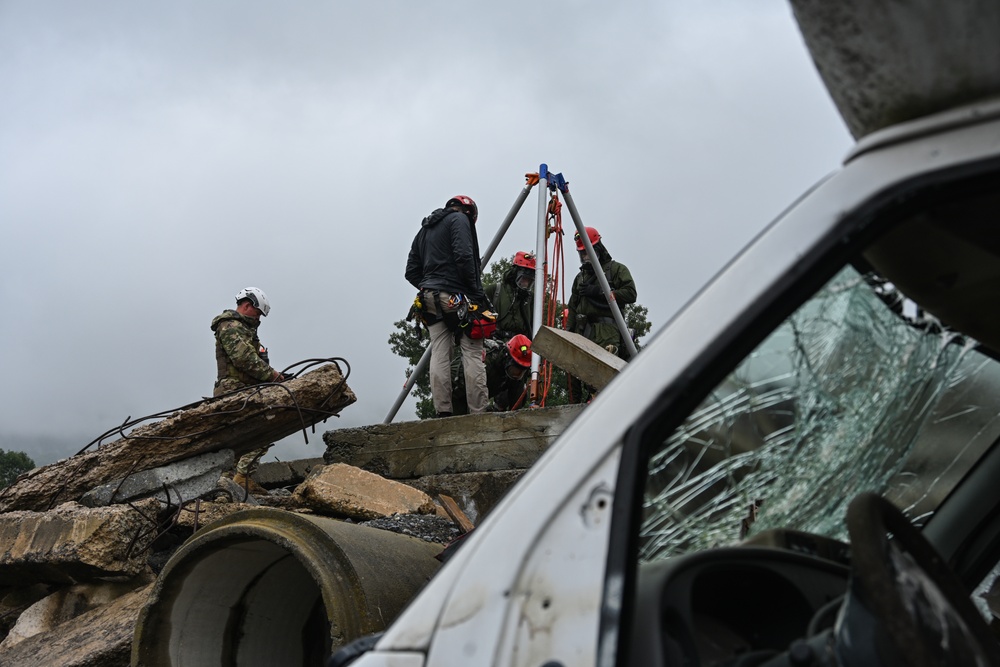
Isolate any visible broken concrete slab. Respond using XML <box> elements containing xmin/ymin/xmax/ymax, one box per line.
<box><xmin>790</xmin><ymin>0</ymin><xmax>1000</xmax><ymax>139</ymax></box>
<box><xmin>294</xmin><ymin>463</ymin><xmax>436</xmax><ymax>520</ymax></box>
<box><xmin>0</xmin><ymin>583</ymin><xmax>152</xmax><ymax>667</ymax></box>
<box><xmin>79</xmin><ymin>450</ymin><xmax>234</xmax><ymax>508</ymax></box>
<box><xmin>0</xmin><ymin>499</ymin><xmax>159</xmax><ymax>586</ymax></box>
<box><xmin>0</xmin><ymin>584</ymin><xmax>51</xmax><ymax>637</ymax></box>
<box><xmin>532</xmin><ymin>325</ymin><xmax>627</xmax><ymax>391</ymax></box>
<box><xmin>256</xmin><ymin>457</ymin><xmax>325</xmax><ymax>488</ymax></box>
<box><xmin>1</xmin><ymin>577</ymin><xmax>153</xmax><ymax>650</ymax></box>
<box><xmin>0</xmin><ymin>363</ymin><xmax>355</xmax><ymax>513</ymax></box>
<box><xmin>323</xmin><ymin>404</ymin><xmax>584</xmax><ymax>479</ymax></box>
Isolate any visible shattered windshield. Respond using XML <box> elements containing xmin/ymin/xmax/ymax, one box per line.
<box><xmin>640</xmin><ymin>265</ymin><xmax>1000</xmax><ymax>562</ymax></box>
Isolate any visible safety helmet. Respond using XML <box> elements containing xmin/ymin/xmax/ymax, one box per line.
<box><xmin>574</xmin><ymin>227</ymin><xmax>601</xmax><ymax>251</ymax></box>
<box><xmin>235</xmin><ymin>286</ymin><xmax>271</xmax><ymax>317</ymax></box>
<box><xmin>507</xmin><ymin>334</ymin><xmax>532</xmax><ymax>368</ymax></box>
<box><xmin>446</xmin><ymin>195</ymin><xmax>478</xmax><ymax>224</ymax></box>
<box><xmin>513</xmin><ymin>251</ymin><xmax>536</xmax><ymax>270</ymax></box>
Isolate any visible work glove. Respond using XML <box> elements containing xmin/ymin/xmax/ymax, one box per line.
<box><xmin>581</xmin><ymin>282</ymin><xmax>604</xmax><ymax>298</ymax></box>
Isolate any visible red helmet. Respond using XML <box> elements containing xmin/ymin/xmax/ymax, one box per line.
<box><xmin>574</xmin><ymin>226</ymin><xmax>601</xmax><ymax>251</ymax></box>
<box><xmin>446</xmin><ymin>195</ymin><xmax>478</xmax><ymax>223</ymax></box>
<box><xmin>513</xmin><ymin>251</ymin><xmax>536</xmax><ymax>270</ymax></box>
<box><xmin>507</xmin><ymin>334</ymin><xmax>532</xmax><ymax>368</ymax></box>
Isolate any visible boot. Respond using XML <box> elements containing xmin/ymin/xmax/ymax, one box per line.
<box><xmin>233</xmin><ymin>472</ymin><xmax>269</xmax><ymax>496</ymax></box>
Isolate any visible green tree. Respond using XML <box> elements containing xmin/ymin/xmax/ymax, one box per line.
<box><xmin>0</xmin><ymin>449</ymin><xmax>35</xmax><ymax>489</ymax></box>
<box><xmin>388</xmin><ymin>312</ymin><xmax>436</xmax><ymax>420</ymax></box>
<box><xmin>389</xmin><ymin>254</ymin><xmax>653</xmax><ymax>418</ymax></box>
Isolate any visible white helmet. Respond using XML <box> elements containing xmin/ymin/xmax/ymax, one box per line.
<box><xmin>235</xmin><ymin>286</ymin><xmax>271</xmax><ymax>317</ymax></box>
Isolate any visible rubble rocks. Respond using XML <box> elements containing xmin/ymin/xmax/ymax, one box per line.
<box><xmin>79</xmin><ymin>450</ymin><xmax>234</xmax><ymax>508</ymax></box>
<box><xmin>0</xmin><ymin>385</ymin><xmax>576</xmax><ymax>666</ymax></box>
<box><xmin>171</xmin><ymin>500</ymin><xmax>259</xmax><ymax>530</ymax></box>
<box><xmin>0</xmin><ymin>584</ymin><xmax>152</xmax><ymax>667</ymax></box>
<box><xmin>0</xmin><ymin>577</ymin><xmax>152</xmax><ymax>650</ymax></box>
<box><xmin>360</xmin><ymin>514</ymin><xmax>461</xmax><ymax>544</ymax></box>
<box><xmin>0</xmin><ymin>363</ymin><xmax>355</xmax><ymax>513</ymax></box>
<box><xmin>0</xmin><ymin>499</ymin><xmax>160</xmax><ymax>585</ymax></box>
<box><xmin>294</xmin><ymin>463</ymin><xmax>436</xmax><ymax>520</ymax></box>
<box><xmin>255</xmin><ymin>457</ymin><xmax>325</xmax><ymax>489</ymax></box>
<box><xmin>407</xmin><ymin>470</ymin><xmax>526</xmax><ymax>525</ymax></box>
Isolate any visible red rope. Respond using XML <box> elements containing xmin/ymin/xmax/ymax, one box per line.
<box><xmin>537</xmin><ymin>191</ymin><xmax>566</xmax><ymax>406</ymax></box>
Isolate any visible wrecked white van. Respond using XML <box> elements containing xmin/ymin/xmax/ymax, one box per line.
<box><xmin>332</xmin><ymin>3</ymin><xmax>1000</xmax><ymax>667</ymax></box>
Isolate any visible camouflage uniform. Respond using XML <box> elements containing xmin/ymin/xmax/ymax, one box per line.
<box><xmin>567</xmin><ymin>244</ymin><xmax>637</xmax><ymax>402</ymax></box>
<box><xmin>486</xmin><ymin>266</ymin><xmax>534</xmax><ymax>340</ymax></box>
<box><xmin>210</xmin><ymin>309</ymin><xmax>278</xmax><ymax>475</ymax></box>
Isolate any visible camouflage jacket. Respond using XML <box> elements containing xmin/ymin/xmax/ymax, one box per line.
<box><xmin>567</xmin><ymin>255</ymin><xmax>637</xmax><ymax>350</ymax></box>
<box><xmin>210</xmin><ymin>309</ymin><xmax>275</xmax><ymax>392</ymax></box>
<box><xmin>487</xmin><ymin>268</ymin><xmax>534</xmax><ymax>339</ymax></box>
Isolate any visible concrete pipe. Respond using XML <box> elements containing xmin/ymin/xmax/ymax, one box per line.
<box><xmin>132</xmin><ymin>507</ymin><xmax>442</xmax><ymax>666</ymax></box>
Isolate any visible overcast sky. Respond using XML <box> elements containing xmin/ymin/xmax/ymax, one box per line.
<box><xmin>1</xmin><ymin>1</ymin><xmax>852</xmax><ymax>467</ymax></box>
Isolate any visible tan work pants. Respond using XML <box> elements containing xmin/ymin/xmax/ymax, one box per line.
<box><xmin>423</xmin><ymin>290</ymin><xmax>487</xmax><ymax>414</ymax></box>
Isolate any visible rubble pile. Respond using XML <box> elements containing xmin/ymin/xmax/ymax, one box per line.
<box><xmin>0</xmin><ymin>360</ymin><xmax>582</xmax><ymax>666</ymax></box>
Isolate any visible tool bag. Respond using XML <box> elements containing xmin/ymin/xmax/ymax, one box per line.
<box><xmin>464</xmin><ymin>316</ymin><xmax>497</xmax><ymax>340</ymax></box>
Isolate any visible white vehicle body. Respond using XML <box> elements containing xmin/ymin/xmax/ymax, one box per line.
<box><xmin>346</xmin><ymin>4</ymin><xmax>1000</xmax><ymax>665</ymax></box>
<box><xmin>345</xmin><ymin>101</ymin><xmax>1000</xmax><ymax>667</ymax></box>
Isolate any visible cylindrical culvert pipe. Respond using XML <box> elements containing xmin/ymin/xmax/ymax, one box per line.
<box><xmin>132</xmin><ymin>507</ymin><xmax>442</xmax><ymax>667</ymax></box>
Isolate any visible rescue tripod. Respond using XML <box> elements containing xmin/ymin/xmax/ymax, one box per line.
<box><xmin>383</xmin><ymin>164</ymin><xmax>638</xmax><ymax>424</ymax></box>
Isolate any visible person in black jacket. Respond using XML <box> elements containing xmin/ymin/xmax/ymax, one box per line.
<box><xmin>406</xmin><ymin>195</ymin><xmax>491</xmax><ymax>417</ymax></box>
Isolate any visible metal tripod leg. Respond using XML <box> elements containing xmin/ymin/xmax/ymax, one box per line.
<box><xmin>383</xmin><ymin>177</ymin><xmax>538</xmax><ymax>423</ymax></box>
<box><xmin>562</xmin><ymin>187</ymin><xmax>639</xmax><ymax>360</ymax></box>
<box><xmin>528</xmin><ymin>167</ymin><xmax>550</xmax><ymax>404</ymax></box>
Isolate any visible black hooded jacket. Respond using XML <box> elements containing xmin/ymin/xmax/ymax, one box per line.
<box><xmin>405</xmin><ymin>208</ymin><xmax>486</xmax><ymax>302</ymax></box>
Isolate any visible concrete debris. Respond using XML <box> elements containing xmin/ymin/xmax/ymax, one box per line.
<box><xmin>790</xmin><ymin>0</ymin><xmax>1000</xmax><ymax>139</ymax></box>
<box><xmin>215</xmin><ymin>475</ymin><xmax>263</xmax><ymax>505</ymax></box>
<box><xmin>406</xmin><ymin>470</ymin><xmax>526</xmax><ymax>525</ymax></box>
<box><xmin>171</xmin><ymin>500</ymin><xmax>259</xmax><ymax>531</ymax></box>
<box><xmin>360</xmin><ymin>514</ymin><xmax>461</xmax><ymax>544</ymax></box>
<box><xmin>0</xmin><ymin>499</ymin><xmax>160</xmax><ymax>586</ymax></box>
<box><xmin>532</xmin><ymin>325</ymin><xmax>626</xmax><ymax>392</ymax></box>
<box><xmin>323</xmin><ymin>404</ymin><xmax>583</xmax><ymax>478</ymax></box>
<box><xmin>0</xmin><ymin>358</ymin><xmax>577</xmax><ymax>667</ymax></box>
<box><xmin>1</xmin><ymin>577</ymin><xmax>152</xmax><ymax>650</ymax></box>
<box><xmin>0</xmin><ymin>363</ymin><xmax>355</xmax><ymax>513</ymax></box>
<box><xmin>256</xmin><ymin>456</ymin><xmax>325</xmax><ymax>489</ymax></box>
<box><xmin>294</xmin><ymin>463</ymin><xmax>437</xmax><ymax>520</ymax></box>
<box><xmin>0</xmin><ymin>583</ymin><xmax>152</xmax><ymax>667</ymax></box>
<box><xmin>0</xmin><ymin>584</ymin><xmax>51</xmax><ymax>637</ymax></box>
<box><xmin>79</xmin><ymin>450</ymin><xmax>235</xmax><ymax>508</ymax></box>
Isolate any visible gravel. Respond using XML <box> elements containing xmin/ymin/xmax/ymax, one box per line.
<box><xmin>360</xmin><ymin>514</ymin><xmax>461</xmax><ymax>544</ymax></box>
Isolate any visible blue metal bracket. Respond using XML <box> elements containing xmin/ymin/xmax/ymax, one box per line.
<box><xmin>537</xmin><ymin>164</ymin><xmax>569</xmax><ymax>193</ymax></box>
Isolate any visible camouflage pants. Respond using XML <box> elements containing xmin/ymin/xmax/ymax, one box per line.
<box><xmin>213</xmin><ymin>379</ymin><xmax>271</xmax><ymax>476</ymax></box>
<box><xmin>235</xmin><ymin>446</ymin><xmax>270</xmax><ymax>476</ymax></box>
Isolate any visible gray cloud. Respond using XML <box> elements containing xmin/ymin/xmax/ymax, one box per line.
<box><xmin>0</xmin><ymin>1</ymin><xmax>851</xmax><ymax>465</ymax></box>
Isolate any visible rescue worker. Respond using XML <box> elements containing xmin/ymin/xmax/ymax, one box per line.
<box><xmin>487</xmin><ymin>251</ymin><xmax>536</xmax><ymax>340</ymax></box>
<box><xmin>567</xmin><ymin>227</ymin><xmax>637</xmax><ymax>402</ymax></box>
<box><xmin>210</xmin><ymin>286</ymin><xmax>287</xmax><ymax>494</ymax></box>
<box><xmin>451</xmin><ymin>335</ymin><xmax>533</xmax><ymax>415</ymax></box>
<box><xmin>405</xmin><ymin>195</ymin><xmax>491</xmax><ymax>417</ymax></box>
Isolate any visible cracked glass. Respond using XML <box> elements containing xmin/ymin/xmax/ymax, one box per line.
<box><xmin>639</xmin><ymin>265</ymin><xmax>1000</xmax><ymax>563</ymax></box>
